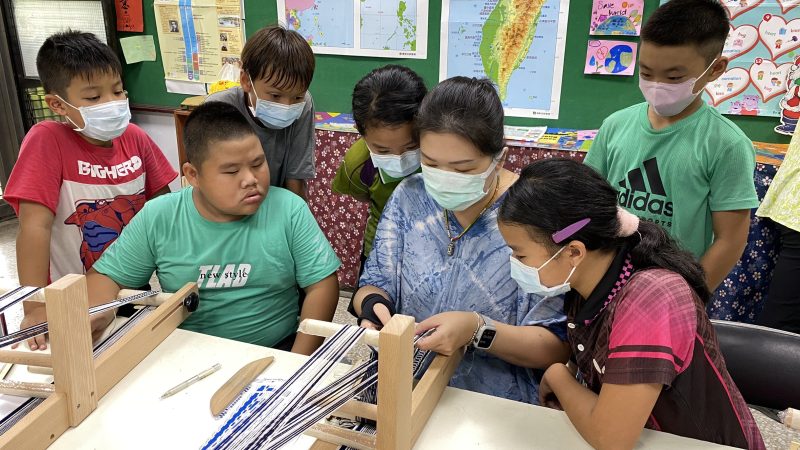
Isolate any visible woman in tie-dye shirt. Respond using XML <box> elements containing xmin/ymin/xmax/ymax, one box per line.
<box><xmin>349</xmin><ymin>77</ymin><xmax>568</xmax><ymax>404</ymax></box>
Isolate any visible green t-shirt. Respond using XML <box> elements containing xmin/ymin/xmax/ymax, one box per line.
<box><xmin>585</xmin><ymin>102</ymin><xmax>759</xmax><ymax>258</ymax></box>
<box><xmin>93</xmin><ymin>187</ymin><xmax>341</xmax><ymax>347</ymax></box>
<box><xmin>331</xmin><ymin>138</ymin><xmax>420</xmax><ymax>258</ymax></box>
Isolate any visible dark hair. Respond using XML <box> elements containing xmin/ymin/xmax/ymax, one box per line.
<box><xmin>499</xmin><ymin>159</ymin><xmax>711</xmax><ymax>304</ymax></box>
<box><xmin>641</xmin><ymin>0</ymin><xmax>730</xmax><ymax>61</ymax></box>
<box><xmin>416</xmin><ymin>77</ymin><xmax>504</xmax><ymax>157</ymax></box>
<box><xmin>242</xmin><ymin>25</ymin><xmax>315</xmax><ymax>91</ymax></box>
<box><xmin>183</xmin><ymin>102</ymin><xmax>256</xmax><ymax>167</ymax></box>
<box><xmin>36</xmin><ymin>30</ymin><xmax>122</xmax><ymax>96</ymax></box>
<box><xmin>352</xmin><ymin>65</ymin><xmax>427</xmax><ymax>135</ymax></box>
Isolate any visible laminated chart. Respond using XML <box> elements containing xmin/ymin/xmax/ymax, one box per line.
<box><xmin>277</xmin><ymin>0</ymin><xmax>429</xmax><ymax>58</ymax></box>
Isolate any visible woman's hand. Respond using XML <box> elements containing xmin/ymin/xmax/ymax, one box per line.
<box><xmin>414</xmin><ymin>311</ymin><xmax>480</xmax><ymax>356</ymax></box>
<box><xmin>360</xmin><ymin>303</ymin><xmax>392</xmax><ymax>330</ymax></box>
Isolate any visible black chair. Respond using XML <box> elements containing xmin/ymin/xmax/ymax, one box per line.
<box><xmin>712</xmin><ymin>319</ymin><xmax>800</xmax><ymax>411</ymax></box>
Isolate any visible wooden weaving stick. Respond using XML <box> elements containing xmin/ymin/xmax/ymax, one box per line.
<box><xmin>209</xmin><ymin>356</ymin><xmax>274</xmax><ymax>416</ymax></box>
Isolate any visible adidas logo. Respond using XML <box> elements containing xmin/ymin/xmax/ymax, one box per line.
<box><xmin>617</xmin><ymin>158</ymin><xmax>674</xmax><ymax>217</ymax></box>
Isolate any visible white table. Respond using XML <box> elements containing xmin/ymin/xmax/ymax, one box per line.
<box><xmin>2</xmin><ymin>329</ymin><xmax>731</xmax><ymax>449</ymax></box>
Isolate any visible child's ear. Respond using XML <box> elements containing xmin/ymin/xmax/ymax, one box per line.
<box><xmin>239</xmin><ymin>70</ymin><xmax>252</xmax><ymax>93</ymax></box>
<box><xmin>497</xmin><ymin>146</ymin><xmax>509</xmax><ymax>170</ymax></box>
<box><xmin>707</xmin><ymin>56</ymin><xmax>729</xmax><ymax>83</ymax></box>
<box><xmin>566</xmin><ymin>241</ymin><xmax>587</xmax><ymax>267</ymax></box>
<box><xmin>182</xmin><ymin>162</ymin><xmax>200</xmax><ymax>187</ymax></box>
<box><xmin>44</xmin><ymin>94</ymin><xmax>69</xmax><ymax>116</ymax></box>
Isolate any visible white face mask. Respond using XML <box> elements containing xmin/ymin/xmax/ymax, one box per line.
<box><xmin>59</xmin><ymin>96</ymin><xmax>131</xmax><ymax>142</ymax></box>
<box><xmin>367</xmin><ymin>145</ymin><xmax>420</xmax><ymax>180</ymax></box>
<box><xmin>421</xmin><ymin>156</ymin><xmax>500</xmax><ymax>211</ymax></box>
<box><xmin>247</xmin><ymin>75</ymin><xmax>305</xmax><ymax>129</ymax></box>
<box><xmin>509</xmin><ymin>247</ymin><xmax>575</xmax><ymax>298</ymax></box>
<box><xmin>639</xmin><ymin>58</ymin><xmax>717</xmax><ymax>117</ymax></box>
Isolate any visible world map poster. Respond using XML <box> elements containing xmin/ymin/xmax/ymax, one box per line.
<box><xmin>277</xmin><ymin>0</ymin><xmax>428</xmax><ymax>58</ymax></box>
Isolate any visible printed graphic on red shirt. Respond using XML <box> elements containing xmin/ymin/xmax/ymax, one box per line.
<box><xmin>65</xmin><ymin>193</ymin><xmax>146</xmax><ymax>271</ymax></box>
<box><xmin>3</xmin><ymin>121</ymin><xmax>177</xmax><ymax>281</ymax></box>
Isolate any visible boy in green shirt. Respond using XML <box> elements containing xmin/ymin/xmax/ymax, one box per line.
<box><xmin>87</xmin><ymin>102</ymin><xmax>341</xmax><ymax>355</ymax></box>
<box><xmin>584</xmin><ymin>0</ymin><xmax>758</xmax><ymax>291</ymax></box>
<box><xmin>331</xmin><ymin>65</ymin><xmax>427</xmax><ymax>269</ymax></box>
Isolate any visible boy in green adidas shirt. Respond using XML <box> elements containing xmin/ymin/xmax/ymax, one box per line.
<box><xmin>584</xmin><ymin>0</ymin><xmax>758</xmax><ymax>291</ymax></box>
<box><xmin>331</xmin><ymin>65</ymin><xmax>427</xmax><ymax>271</ymax></box>
<box><xmin>88</xmin><ymin>102</ymin><xmax>341</xmax><ymax>355</ymax></box>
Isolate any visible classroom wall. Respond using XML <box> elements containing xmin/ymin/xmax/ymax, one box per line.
<box><xmin>130</xmin><ymin>112</ymin><xmax>181</xmax><ymax>192</ymax></box>
<box><xmin>122</xmin><ymin>0</ymin><xmax>789</xmax><ymax>143</ymax></box>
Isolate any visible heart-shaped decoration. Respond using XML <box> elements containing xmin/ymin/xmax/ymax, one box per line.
<box><xmin>777</xmin><ymin>0</ymin><xmax>800</xmax><ymax>14</ymax></box>
<box><xmin>704</xmin><ymin>68</ymin><xmax>750</xmax><ymax>106</ymax></box>
<box><xmin>758</xmin><ymin>15</ymin><xmax>800</xmax><ymax>60</ymax></box>
<box><xmin>723</xmin><ymin>24</ymin><xmax>759</xmax><ymax>62</ymax></box>
<box><xmin>721</xmin><ymin>0</ymin><xmax>764</xmax><ymax>20</ymax></box>
<box><xmin>749</xmin><ymin>59</ymin><xmax>792</xmax><ymax>102</ymax></box>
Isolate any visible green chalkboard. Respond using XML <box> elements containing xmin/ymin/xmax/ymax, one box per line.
<box><xmin>120</xmin><ymin>0</ymin><xmax>788</xmax><ymax>143</ymax></box>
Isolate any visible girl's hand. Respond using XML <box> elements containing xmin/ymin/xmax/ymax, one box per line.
<box><xmin>539</xmin><ymin>363</ymin><xmax>567</xmax><ymax>410</ymax></box>
<box><xmin>414</xmin><ymin>311</ymin><xmax>480</xmax><ymax>356</ymax></box>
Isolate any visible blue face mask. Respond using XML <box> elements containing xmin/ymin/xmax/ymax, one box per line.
<box><xmin>367</xmin><ymin>144</ymin><xmax>421</xmax><ymax>181</ymax></box>
<box><xmin>247</xmin><ymin>75</ymin><xmax>306</xmax><ymax>129</ymax></box>
<box><xmin>509</xmin><ymin>247</ymin><xmax>575</xmax><ymax>297</ymax></box>
<box><xmin>421</xmin><ymin>156</ymin><xmax>500</xmax><ymax>211</ymax></box>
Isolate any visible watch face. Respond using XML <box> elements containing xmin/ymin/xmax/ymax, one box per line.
<box><xmin>477</xmin><ymin>329</ymin><xmax>497</xmax><ymax>349</ymax></box>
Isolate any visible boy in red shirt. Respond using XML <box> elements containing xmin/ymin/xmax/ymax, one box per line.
<box><xmin>4</xmin><ymin>31</ymin><xmax>177</xmax><ymax>347</ymax></box>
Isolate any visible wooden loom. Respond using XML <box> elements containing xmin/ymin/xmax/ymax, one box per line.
<box><xmin>299</xmin><ymin>315</ymin><xmax>463</xmax><ymax>450</ymax></box>
<box><xmin>0</xmin><ymin>274</ymin><xmax>199</xmax><ymax>450</ymax></box>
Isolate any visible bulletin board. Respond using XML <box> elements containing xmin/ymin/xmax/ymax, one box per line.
<box><xmin>120</xmin><ymin>0</ymin><xmax>788</xmax><ymax>143</ymax></box>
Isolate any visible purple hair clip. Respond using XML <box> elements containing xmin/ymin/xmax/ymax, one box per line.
<box><xmin>552</xmin><ymin>218</ymin><xmax>591</xmax><ymax>244</ymax></box>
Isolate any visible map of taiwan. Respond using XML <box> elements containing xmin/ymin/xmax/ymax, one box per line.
<box><xmin>441</xmin><ymin>0</ymin><xmax>568</xmax><ymax>118</ymax></box>
<box><xmin>480</xmin><ymin>0</ymin><xmax>545</xmax><ymax>100</ymax></box>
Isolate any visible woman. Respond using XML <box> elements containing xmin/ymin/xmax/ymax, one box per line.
<box><xmin>350</xmin><ymin>77</ymin><xmax>568</xmax><ymax>404</ymax></box>
<box><xmin>756</xmin><ymin>130</ymin><xmax>800</xmax><ymax>334</ymax></box>
<box><xmin>498</xmin><ymin>158</ymin><xmax>764</xmax><ymax>449</ymax></box>
<box><xmin>331</xmin><ymin>65</ymin><xmax>427</xmax><ymax>272</ymax></box>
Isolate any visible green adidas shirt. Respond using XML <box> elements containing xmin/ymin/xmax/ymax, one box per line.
<box><xmin>585</xmin><ymin>102</ymin><xmax>759</xmax><ymax>258</ymax></box>
<box><xmin>331</xmin><ymin>138</ymin><xmax>419</xmax><ymax>258</ymax></box>
<box><xmin>93</xmin><ymin>187</ymin><xmax>341</xmax><ymax>347</ymax></box>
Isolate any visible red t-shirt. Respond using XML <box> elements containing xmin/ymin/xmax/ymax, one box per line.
<box><xmin>4</xmin><ymin>121</ymin><xmax>178</xmax><ymax>281</ymax></box>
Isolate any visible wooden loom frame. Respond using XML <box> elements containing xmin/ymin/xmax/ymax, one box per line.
<box><xmin>0</xmin><ymin>274</ymin><xmax>198</xmax><ymax>449</ymax></box>
<box><xmin>301</xmin><ymin>314</ymin><xmax>463</xmax><ymax>450</ymax></box>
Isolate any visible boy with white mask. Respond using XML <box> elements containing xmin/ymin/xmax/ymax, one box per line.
<box><xmin>585</xmin><ymin>0</ymin><xmax>758</xmax><ymax>291</ymax></box>
<box><xmin>332</xmin><ymin>65</ymin><xmax>427</xmax><ymax>270</ymax></box>
<box><xmin>5</xmin><ymin>30</ymin><xmax>177</xmax><ymax>348</ymax></box>
<box><xmin>207</xmin><ymin>25</ymin><xmax>315</xmax><ymax>200</ymax></box>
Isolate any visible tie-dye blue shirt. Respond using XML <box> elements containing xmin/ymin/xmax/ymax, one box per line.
<box><xmin>360</xmin><ymin>174</ymin><xmax>567</xmax><ymax>404</ymax></box>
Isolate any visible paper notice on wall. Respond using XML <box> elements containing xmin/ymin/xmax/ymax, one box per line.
<box><xmin>165</xmin><ymin>79</ymin><xmax>207</xmax><ymax>95</ymax></box>
<box><xmin>154</xmin><ymin>0</ymin><xmax>221</xmax><ymax>83</ymax></box>
<box><xmin>217</xmin><ymin>0</ymin><xmax>244</xmax><ymax>67</ymax></box>
<box><xmin>119</xmin><ymin>35</ymin><xmax>157</xmax><ymax>63</ymax></box>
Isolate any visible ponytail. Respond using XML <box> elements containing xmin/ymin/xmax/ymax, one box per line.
<box><xmin>499</xmin><ymin>158</ymin><xmax>711</xmax><ymax>303</ymax></box>
<box><xmin>628</xmin><ymin>222</ymin><xmax>710</xmax><ymax>303</ymax></box>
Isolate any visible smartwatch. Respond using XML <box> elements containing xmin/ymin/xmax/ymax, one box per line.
<box><xmin>472</xmin><ymin>315</ymin><xmax>497</xmax><ymax>350</ymax></box>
